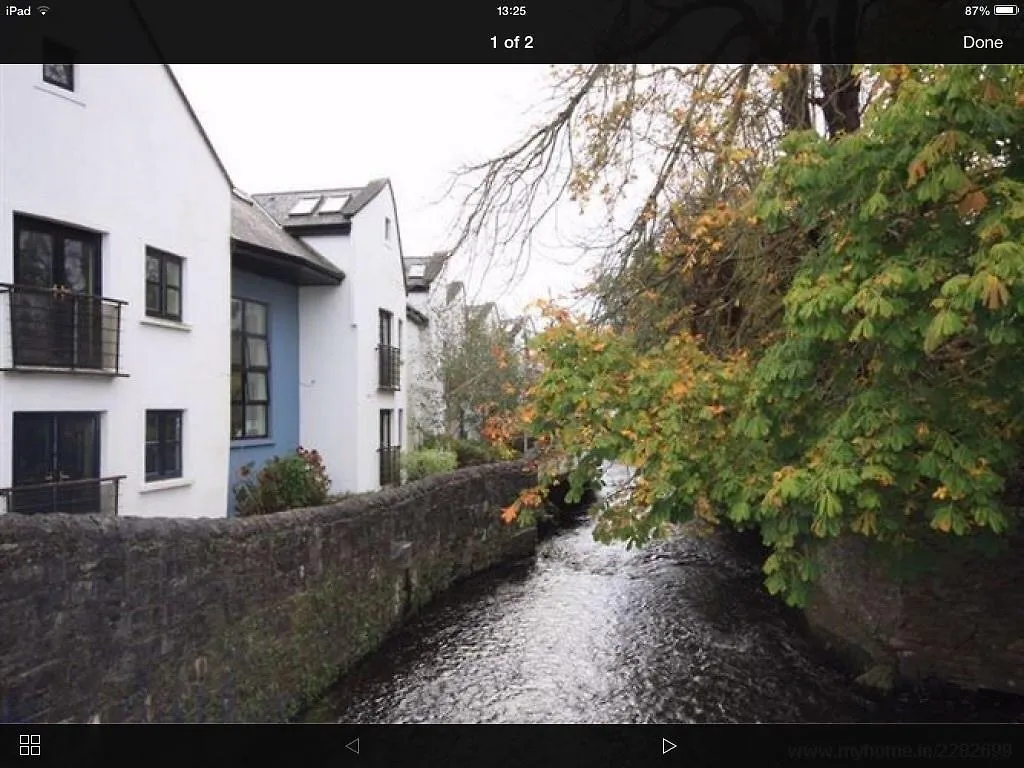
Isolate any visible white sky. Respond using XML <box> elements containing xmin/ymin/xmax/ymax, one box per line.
<box><xmin>170</xmin><ymin>64</ymin><xmax>598</xmax><ymax>318</ymax></box>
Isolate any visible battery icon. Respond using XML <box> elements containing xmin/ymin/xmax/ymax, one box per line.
<box><xmin>994</xmin><ymin>5</ymin><xmax>1019</xmax><ymax>13</ymax></box>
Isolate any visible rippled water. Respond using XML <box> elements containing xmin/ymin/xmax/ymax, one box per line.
<box><xmin>303</xmin><ymin>467</ymin><xmax>1023</xmax><ymax>724</ymax></box>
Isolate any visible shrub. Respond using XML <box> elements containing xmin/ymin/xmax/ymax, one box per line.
<box><xmin>234</xmin><ymin>446</ymin><xmax>330</xmax><ymax>516</ymax></box>
<box><xmin>402</xmin><ymin>448</ymin><xmax>458</xmax><ymax>482</ymax></box>
<box><xmin>420</xmin><ymin>434</ymin><xmax>514</xmax><ymax>467</ymax></box>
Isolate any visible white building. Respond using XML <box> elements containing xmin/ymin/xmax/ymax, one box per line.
<box><xmin>0</xmin><ymin>63</ymin><xmax>233</xmax><ymax>518</ymax></box>
<box><xmin>2</xmin><ymin>60</ymin><xmax>425</xmax><ymax>518</ymax></box>
<box><xmin>248</xmin><ymin>182</ymin><xmax>409</xmax><ymax>497</ymax></box>
<box><xmin>404</xmin><ymin>252</ymin><xmax>451</xmax><ymax>446</ymax></box>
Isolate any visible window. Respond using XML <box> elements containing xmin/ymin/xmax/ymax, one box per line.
<box><xmin>318</xmin><ymin>195</ymin><xmax>349</xmax><ymax>214</ymax></box>
<box><xmin>384</xmin><ymin>217</ymin><xmax>392</xmax><ymax>241</ymax></box>
<box><xmin>145</xmin><ymin>247</ymin><xmax>183</xmax><ymax>321</ymax></box>
<box><xmin>42</xmin><ymin>40</ymin><xmax>75</xmax><ymax>91</ymax></box>
<box><xmin>289</xmin><ymin>197</ymin><xmax>320</xmax><ymax>215</ymax></box>
<box><xmin>398</xmin><ymin>408</ymin><xmax>404</xmax><ymax>444</ymax></box>
<box><xmin>378</xmin><ymin>409</ymin><xmax>399</xmax><ymax>486</ymax></box>
<box><xmin>378</xmin><ymin>309</ymin><xmax>400</xmax><ymax>390</ymax></box>
<box><xmin>231</xmin><ymin>298</ymin><xmax>270</xmax><ymax>439</ymax></box>
<box><xmin>398</xmin><ymin>318</ymin><xmax>403</xmax><ymax>349</ymax></box>
<box><xmin>145</xmin><ymin>410</ymin><xmax>183</xmax><ymax>481</ymax></box>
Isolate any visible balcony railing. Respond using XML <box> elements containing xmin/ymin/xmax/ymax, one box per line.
<box><xmin>377</xmin><ymin>344</ymin><xmax>401</xmax><ymax>390</ymax></box>
<box><xmin>378</xmin><ymin>446</ymin><xmax>401</xmax><ymax>487</ymax></box>
<box><xmin>0</xmin><ymin>475</ymin><xmax>125</xmax><ymax>516</ymax></box>
<box><xmin>0</xmin><ymin>283</ymin><xmax>127</xmax><ymax>375</ymax></box>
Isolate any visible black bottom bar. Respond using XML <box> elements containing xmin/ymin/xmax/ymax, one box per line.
<box><xmin>2</xmin><ymin>724</ymin><xmax>1020</xmax><ymax>768</ymax></box>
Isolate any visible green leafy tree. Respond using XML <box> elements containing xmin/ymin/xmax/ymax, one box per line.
<box><xmin>502</xmin><ymin>65</ymin><xmax>1024</xmax><ymax>605</ymax></box>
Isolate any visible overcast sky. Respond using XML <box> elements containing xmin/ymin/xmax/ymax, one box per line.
<box><xmin>170</xmin><ymin>65</ymin><xmax>597</xmax><ymax>318</ymax></box>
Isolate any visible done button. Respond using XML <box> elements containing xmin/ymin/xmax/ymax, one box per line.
<box><xmin>964</xmin><ymin>35</ymin><xmax>1005</xmax><ymax>48</ymax></box>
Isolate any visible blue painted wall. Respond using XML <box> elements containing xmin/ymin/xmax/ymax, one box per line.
<box><xmin>227</xmin><ymin>268</ymin><xmax>300</xmax><ymax>514</ymax></box>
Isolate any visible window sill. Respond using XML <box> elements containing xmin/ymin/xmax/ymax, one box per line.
<box><xmin>141</xmin><ymin>316</ymin><xmax>191</xmax><ymax>332</ymax></box>
<box><xmin>34</xmin><ymin>83</ymin><xmax>85</xmax><ymax>106</ymax></box>
<box><xmin>231</xmin><ymin>438</ymin><xmax>274</xmax><ymax>449</ymax></box>
<box><xmin>2</xmin><ymin>365</ymin><xmax>126</xmax><ymax>377</ymax></box>
<box><xmin>140</xmin><ymin>477</ymin><xmax>192</xmax><ymax>494</ymax></box>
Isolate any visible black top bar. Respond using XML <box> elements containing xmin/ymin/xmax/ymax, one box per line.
<box><xmin>1</xmin><ymin>1</ymin><xmax>1022</xmax><ymax>64</ymax></box>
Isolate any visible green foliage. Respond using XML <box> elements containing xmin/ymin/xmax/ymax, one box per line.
<box><xmin>402</xmin><ymin>448</ymin><xmax>459</xmax><ymax>481</ymax></box>
<box><xmin>234</xmin><ymin>446</ymin><xmax>331</xmax><ymax>516</ymax></box>
<box><xmin>422</xmin><ymin>434</ymin><xmax>510</xmax><ymax>467</ymax></box>
<box><xmin>519</xmin><ymin>65</ymin><xmax>1024</xmax><ymax>606</ymax></box>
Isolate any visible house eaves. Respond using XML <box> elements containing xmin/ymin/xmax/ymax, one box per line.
<box><xmin>231</xmin><ymin>191</ymin><xmax>344</xmax><ymax>286</ymax></box>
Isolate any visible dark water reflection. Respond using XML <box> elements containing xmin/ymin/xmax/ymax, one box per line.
<box><xmin>303</xmin><ymin>470</ymin><xmax>1023</xmax><ymax>724</ymax></box>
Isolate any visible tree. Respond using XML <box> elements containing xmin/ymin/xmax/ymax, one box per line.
<box><xmin>433</xmin><ymin>302</ymin><xmax>530</xmax><ymax>442</ymax></box>
<box><xmin>489</xmin><ymin>65</ymin><xmax>1024</xmax><ymax>605</ymax></box>
<box><xmin>446</xmin><ymin>63</ymin><xmax>865</xmax><ymax>300</ymax></box>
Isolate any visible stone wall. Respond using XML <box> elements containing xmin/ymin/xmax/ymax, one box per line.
<box><xmin>804</xmin><ymin>533</ymin><xmax>1024</xmax><ymax>695</ymax></box>
<box><xmin>0</xmin><ymin>460</ymin><xmax>537</xmax><ymax>723</ymax></box>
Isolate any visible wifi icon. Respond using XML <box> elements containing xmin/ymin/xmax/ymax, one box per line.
<box><xmin>37</xmin><ymin>5</ymin><xmax>50</xmax><ymax>14</ymax></box>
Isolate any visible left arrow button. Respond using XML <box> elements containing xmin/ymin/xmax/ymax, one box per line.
<box><xmin>346</xmin><ymin>738</ymin><xmax>360</xmax><ymax>755</ymax></box>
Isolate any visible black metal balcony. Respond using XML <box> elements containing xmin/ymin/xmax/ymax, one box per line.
<box><xmin>0</xmin><ymin>475</ymin><xmax>125</xmax><ymax>515</ymax></box>
<box><xmin>378</xmin><ymin>446</ymin><xmax>401</xmax><ymax>487</ymax></box>
<box><xmin>378</xmin><ymin>344</ymin><xmax>401</xmax><ymax>390</ymax></box>
<box><xmin>0</xmin><ymin>283</ymin><xmax>127</xmax><ymax>375</ymax></box>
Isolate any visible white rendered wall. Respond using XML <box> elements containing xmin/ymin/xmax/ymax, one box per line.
<box><xmin>297</xmin><ymin>184</ymin><xmax>407</xmax><ymax>493</ymax></box>
<box><xmin>0</xmin><ymin>64</ymin><xmax>232</xmax><ymax>518</ymax></box>
<box><xmin>406</xmin><ymin>285</ymin><xmax>448</xmax><ymax>443</ymax></box>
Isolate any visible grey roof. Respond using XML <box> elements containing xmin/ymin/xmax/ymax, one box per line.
<box><xmin>446</xmin><ymin>281</ymin><xmax>465</xmax><ymax>305</ymax></box>
<box><xmin>252</xmin><ymin>179</ymin><xmax>390</xmax><ymax>229</ymax></box>
<box><xmin>231</xmin><ymin>191</ymin><xmax>344</xmax><ymax>282</ymax></box>
<box><xmin>406</xmin><ymin>251</ymin><xmax>451</xmax><ymax>291</ymax></box>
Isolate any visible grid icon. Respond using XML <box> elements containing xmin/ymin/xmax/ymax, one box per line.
<box><xmin>18</xmin><ymin>734</ymin><xmax>41</xmax><ymax>756</ymax></box>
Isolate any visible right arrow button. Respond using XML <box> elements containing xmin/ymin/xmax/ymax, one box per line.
<box><xmin>663</xmin><ymin>739</ymin><xmax>677</xmax><ymax>755</ymax></box>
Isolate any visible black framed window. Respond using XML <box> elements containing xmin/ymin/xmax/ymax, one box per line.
<box><xmin>145</xmin><ymin>410</ymin><xmax>183</xmax><ymax>481</ymax></box>
<box><xmin>379</xmin><ymin>309</ymin><xmax>392</xmax><ymax>346</ymax></box>
<box><xmin>385</xmin><ymin>217</ymin><xmax>392</xmax><ymax>241</ymax></box>
<box><xmin>145</xmin><ymin>247</ymin><xmax>183</xmax><ymax>320</ymax></box>
<box><xmin>42</xmin><ymin>40</ymin><xmax>75</xmax><ymax>91</ymax></box>
<box><xmin>231</xmin><ymin>298</ymin><xmax>270</xmax><ymax>439</ymax></box>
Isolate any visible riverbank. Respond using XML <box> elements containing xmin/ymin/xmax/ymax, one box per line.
<box><xmin>703</xmin><ymin>524</ymin><xmax>1024</xmax><ymax>720</ymax></box>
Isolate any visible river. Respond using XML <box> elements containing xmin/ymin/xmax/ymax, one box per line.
<box><xmin>302</xmin><ymin>468</ymin><xmax>1022</xmax><ymax>724</ymax></box>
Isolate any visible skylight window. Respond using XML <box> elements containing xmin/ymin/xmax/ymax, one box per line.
<box><xmin>408</xmin><ymin>265</ymin><xmax>426</xmax><ymax>278</ymax></box>
<box><xmin>318</xmin><ymin>195</ymin><xmax>350</xmax><ymax>214</ymax></box>
<box><xmin>289</xmin><ymin>197</ymin><xmax>321</xmax><ymax>215</ymax></box>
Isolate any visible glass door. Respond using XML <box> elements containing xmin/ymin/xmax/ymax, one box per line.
<box><xmin>11</xmin><ymin>412</ymin><xmax>101</xmax><ymax>514</ymax></box>
<box><xmin>13</xmin><ymin>216</ymin><xmax>102</xmax><ymax>368</ymax></box>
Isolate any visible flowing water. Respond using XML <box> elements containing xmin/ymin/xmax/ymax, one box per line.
<box><xmin>303</xmin><ymin>467</ymin><xmax>1023</xmax><ymax>724</ymax></box>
